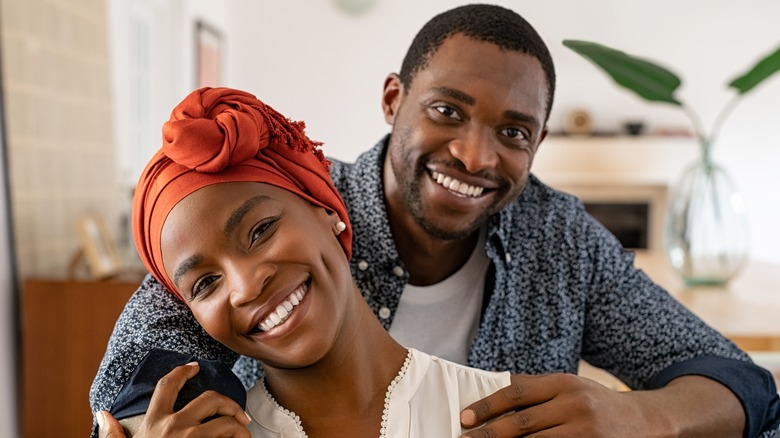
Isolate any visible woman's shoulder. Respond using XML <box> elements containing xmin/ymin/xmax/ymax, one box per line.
<box><xmin>405</xmin><ymin>349</ymin><xmax>511</xmax><ymax>401</ymax></box>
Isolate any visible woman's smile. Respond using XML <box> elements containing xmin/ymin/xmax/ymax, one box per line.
<box><xmin>255</xmin><ymin>278</ymin><xmax>310</xmax><ymax>333</ymax></box>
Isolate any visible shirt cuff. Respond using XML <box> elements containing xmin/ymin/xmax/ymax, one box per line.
<box><xmin>647</xmin><ymin>355</ymin><xmax>780</xmax><ymax>438</ymax></box>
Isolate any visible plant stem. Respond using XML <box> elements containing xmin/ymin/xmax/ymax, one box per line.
<box><xmin>681</xmin><ymin>104</ymin><xmax>710</xmax><ymax>162</ymax></box>
<box><xmin>708</xmin><ymin>94</ymin><xmax>743</xmax><ymax>151</ymax></box>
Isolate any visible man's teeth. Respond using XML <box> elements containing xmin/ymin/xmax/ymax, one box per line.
<box><xmin>258</xmin><ymin>285</ymin><xmax>308</xmax><ymax>332</ymax></box>
<box><xmin>431</xmin><ymin>171</ymin><xmax>484</xmax><ymax>197</ymax></box>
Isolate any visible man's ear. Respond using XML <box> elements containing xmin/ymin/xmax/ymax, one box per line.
<box><xmin>382</xmin><ymin>73</ymin><xmax>403</xmax><ymax>125</ymax></box>
<box><xmin>539</xmin><ymin>126</ymin><xmax>549</xmax><ymax>144</ymax></box>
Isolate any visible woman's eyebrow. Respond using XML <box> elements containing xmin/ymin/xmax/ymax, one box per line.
<box><xmin>224</xmin><ymin>195</ymin><xmax>271</xmax><ymax>236</ymax></box>
<box><xmin>173</xmin><ymin>254</ymin><xmax>203</xmax><ymax>289</ymax></box>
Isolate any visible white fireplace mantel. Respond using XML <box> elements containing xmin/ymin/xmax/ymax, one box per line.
<box><xmin>532</xmin><ymin>135</ymin><xmax>700</xmax><ymax>251</ymax></box>
<box><xmin>533</xmin><ymin>135</ymin><xmax>700</xmax><ymax>187</ymax></box>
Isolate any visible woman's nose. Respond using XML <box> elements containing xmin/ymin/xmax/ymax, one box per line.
<box><xmin>447</xmin><ymin>128</ymin><xmax>499</xmax><ymax>173</ymax></box>
<box><xmin>227</xmin><ymin>261</ymin><xmax>276</xmax><ymax>308</ymax></box>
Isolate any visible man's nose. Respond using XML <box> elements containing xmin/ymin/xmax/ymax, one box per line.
<box><xmin>447</xmin><ymin>128</ymin><xmax>499</xmax><ymax>173</ymax></box>
<box><xmin>228</xmin><ymin>260</ymin><xmax>276</xmax><ymax>308</ymax></box>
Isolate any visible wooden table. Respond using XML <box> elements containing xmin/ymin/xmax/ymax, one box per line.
<box><xmin>633</xmin><ymin>251</ymin><xmax>780</xmax><ymax>352</ymax></box>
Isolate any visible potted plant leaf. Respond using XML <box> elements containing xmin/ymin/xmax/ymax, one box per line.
<box><xmin>563</xmin><ymin>39</ymin><xmax>780</xmax><ymax>285</ymax></box>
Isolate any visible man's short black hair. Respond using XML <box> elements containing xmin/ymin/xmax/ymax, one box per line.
<box><xmin>399</xmin><ymin>4</ymin><xmax>556</xmax><ymax>122</ymax></box>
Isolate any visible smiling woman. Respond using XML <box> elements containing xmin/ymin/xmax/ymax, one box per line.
<box><xmin>95</xmin><ymin>86</ymin><xmax>512</xmax><ymax>437</ymax></box>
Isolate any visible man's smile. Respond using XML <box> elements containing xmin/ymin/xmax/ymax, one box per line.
<box><xmin>430</xmin><ymin>170</ymin><xmax>485</xmax><ymax>197</ymax></box>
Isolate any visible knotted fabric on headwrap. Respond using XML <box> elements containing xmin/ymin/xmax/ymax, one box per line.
<box><xmin>133</xmin><ymin>87</ymin><xmax>352</xmax><ymax>300</ymax></box>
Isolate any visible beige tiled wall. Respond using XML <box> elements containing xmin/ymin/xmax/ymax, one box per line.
<box><xmin>1</xmin><ymin>0</ymin><xmax>123</xmax><ymax>278</ymax></box>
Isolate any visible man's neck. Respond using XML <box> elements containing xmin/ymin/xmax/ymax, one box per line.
<box><xmin>390</xmin><ymin>215</ymin><xmax>480</xmax><ymax>286</ymax></box>
<box><xmin>380</xmin><ymin>149</ymin><xmax>481</xmax><ymax>286</ymax></box>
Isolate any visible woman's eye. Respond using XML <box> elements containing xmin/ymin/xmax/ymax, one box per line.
<box><xmin>434</xmin><ymin>105</ymin><xmax>462</xmax><ymax>121</ymax></box>
<box><xmin>191</xmin><ymin>275</ymin><xmax>219</xmax><ymax>300</ymax></box>
<box><xmin>250</xmin><ymin>216</ymin><xmax>280</xmax><ymax>245</ymax></box>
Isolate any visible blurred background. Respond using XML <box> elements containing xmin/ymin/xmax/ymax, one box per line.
<box><xmin>1</xmin><ymin>0</ymin><xmax>779</xmax><ymax>435</ymax></box>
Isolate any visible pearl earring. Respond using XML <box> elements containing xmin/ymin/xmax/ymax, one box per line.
<box><xmin>335</xmin><ymin>221</ymin><xmax>346</xmax><ymax>234</ymax></box>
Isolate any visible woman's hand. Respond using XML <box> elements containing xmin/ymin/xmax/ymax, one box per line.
<box><xmin>96</xmin><ymin>362</ymin><xmax>251</xmax><ymax>438</ymax></box>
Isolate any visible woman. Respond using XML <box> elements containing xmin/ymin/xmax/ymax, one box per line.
<box><xmin>97</xmin><ymin>87</ymin><xmax>510</xmax><ymax>437</ymax></box>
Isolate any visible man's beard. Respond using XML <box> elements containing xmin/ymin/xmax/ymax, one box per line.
<box><xmin>390</xmin><ymin>144</ymin><xmax>495</xmax><ymax>241</ymax></box>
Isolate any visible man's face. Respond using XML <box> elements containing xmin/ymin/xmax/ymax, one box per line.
<box><xmin>382</xmin><ymin>33</ymin><xmax>549</xmax><ymax>240</ymax></box>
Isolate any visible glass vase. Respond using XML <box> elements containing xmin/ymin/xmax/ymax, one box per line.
<box><xmin>663</xmin><ymin>156</ymin><xmax>749</xmax><ymax>286</ymax></box>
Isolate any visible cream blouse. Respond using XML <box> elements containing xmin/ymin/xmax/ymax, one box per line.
<box><xmin>246</xmin><ymin>348</ymin><xmax>511</xmax><ymax>437</ymax></box>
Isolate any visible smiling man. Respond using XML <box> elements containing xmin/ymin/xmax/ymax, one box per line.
<box><xmin>91</xmin><ymin>4</ymin><xmax>780</xmax><ymax>437</ymax></box>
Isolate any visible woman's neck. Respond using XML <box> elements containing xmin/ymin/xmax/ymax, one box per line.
<box><xmin>261</xmin><ymin>295</ymin><xmax>409</xmax><ymax>436</ymax></box>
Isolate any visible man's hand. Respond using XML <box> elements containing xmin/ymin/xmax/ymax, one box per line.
<box><xmin>459</xmin><ymin>373</ymin><xmax>745</xmax><ymax>437</ymax></box>
<box><xmin>96</xmin><ymin>362</ymin><xmax>251</xmax><ymax>438</ymax></box>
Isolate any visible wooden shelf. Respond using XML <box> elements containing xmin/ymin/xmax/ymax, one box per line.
<box><xmin>20</xmin><ymin>278</ymin><xmax>140</xmax><ymax>438</ymax></box>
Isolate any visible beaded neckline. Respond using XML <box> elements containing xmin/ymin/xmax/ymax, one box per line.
<box><xmin>257</xmin><ymin>349</ymin><xmax>414</xmax><ymax>438</ymax></box>
<box><xmin>379</xmin><ymin>349</ymin><xmax>413</xmax><ymax>437</ymax></box>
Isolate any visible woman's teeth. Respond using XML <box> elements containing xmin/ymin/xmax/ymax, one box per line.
<box><xmin>431</xmin><ymin>171</ymin><xmax>484</xmax><ymax>197</ymax></box>
<box><xmin>258</xmin><ymin>284</ymin><xmax>308</xmax><ymax>332</ymax></box>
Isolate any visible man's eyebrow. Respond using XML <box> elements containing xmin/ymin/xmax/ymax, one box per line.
<box><xmin>173</xmin><ymin>254</ymin><xmax>203</xmax><ymax>290</ymax></box>
<box><xmin>224</xmin><ymin>195</ymin><xmax>271</xmax><ymax>236</ymax></box>
<box><xmin>431</xmin><ymin>86</ymin><xmax>475</xmax><ymax>105</ymax></box>
<box><xmin>505</xmin><ymin>110</ymin><xmax>542</xmax><ymax>131</ymax></box>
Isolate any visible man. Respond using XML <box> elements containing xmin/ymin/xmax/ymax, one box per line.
<box><xmin>92</xmin><ymin>4</ymin><xmax>780</xmax><ymax>437</ymax></box>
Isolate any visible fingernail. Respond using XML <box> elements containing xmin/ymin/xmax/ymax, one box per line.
<box><xmin>460</xmin><ymin>409</ymin><xmax>476</xmax><ymax>425</ymax></box>
<box><xmin>245</xmin><ymin>411</ymin><xmax>252</xmax><ymax>423</ymax></box>
<box><xmin>186</xmin><ymin>361</ymin><xmax>199</xmax><ymax>367</ymax></box>
<box><xmin>95</xmin><ymin>411</ymin><xmax>106</xmax><ymax>430</ymax></box>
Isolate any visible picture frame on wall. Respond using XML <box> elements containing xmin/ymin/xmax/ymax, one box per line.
<box><xmin>76</xmin><ymin>215</ymin><xmax>122</xmax><ymax>279</ymax></box>
<box><xmin>195</xmin><ymin>20</ymin><xmax>222</xmax><ymax>88</ymax></box>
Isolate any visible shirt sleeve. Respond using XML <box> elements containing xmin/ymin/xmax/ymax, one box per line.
<box><xmin>88</xmin><ymin>275</ymin><xmax>243</xmax><ymax>416</ymax></box>
<box><xmin>577</xmin><ymin>212</ymin><xmax>746</xmax><ymax>383</ymax></box>
<box><xmin>573</xmin><ymin>210</ymin><xmax>780</xmax><ymax>437</ymax></box>
<box><xmin>647</xmin><ymin>355</ymin><xmax>780</xmax><ymax>438</ymax></box>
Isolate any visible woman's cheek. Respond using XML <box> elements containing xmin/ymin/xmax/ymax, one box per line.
<box><xmin>192</xmin><ymin>304</ymin><xmax>233</xmax><ymax>342</ymax></box>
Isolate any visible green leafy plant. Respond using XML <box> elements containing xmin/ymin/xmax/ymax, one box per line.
<box><xmin>562</xmin><ymin>39</ymin><xmax>780</xmax><ymax>161</ymax></box>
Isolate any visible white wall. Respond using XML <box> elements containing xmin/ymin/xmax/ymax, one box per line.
<box><xmin>111</xmin><ymin>1</ymin><xmax>780</xmax><ymax>265</ymax></box>
<box><xmin>223</xmin><ymin>0</ymin><xmax>780</xmax><ymax>265</ymax></box>
<box><xmin>109</xmin><ymin>0</ymin><xmax>232</xmax><ymax>188</ymax></box>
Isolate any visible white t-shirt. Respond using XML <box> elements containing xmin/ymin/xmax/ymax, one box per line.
<box><xmin>245</xmin><ymin>348</ymin><xmax>511</xmax><ymax>437</ymax></box>
<box><xmin>388</xmin><ymin>228</ymin><xmax>489</xmax><ymax>364</ymax></box>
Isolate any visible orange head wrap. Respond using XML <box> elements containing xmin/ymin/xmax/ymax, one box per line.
<box><xmin>132</xmin><ymin>87</ymin><xmax>352</xmax><ymax>300</ymax></box>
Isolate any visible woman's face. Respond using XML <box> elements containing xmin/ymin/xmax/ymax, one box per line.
<box><xmin>160</xmin><ymin>181</ymin><xmax>353</xmax><ymax>369</ymax></box>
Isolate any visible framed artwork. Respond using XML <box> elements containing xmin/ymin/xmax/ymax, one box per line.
<box><xmin>195</xmin><ymin>20</ymin><xmax>222</xmax><ymax>88</ymax></box>
<box><xmin>76</xmin><ymin>215</ymin><xmax>122</xmax><ymax>279</ymax></box>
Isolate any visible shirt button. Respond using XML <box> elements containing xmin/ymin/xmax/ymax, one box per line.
<box><xmin>378</xmin><ymin>307</ymin><xmax>391</xmax><ymax>319</ymax></box>
<box><xmin>392</xmin><ymin>266</ymin><xmax>405</xmax><ymax>277</ymax></box>
<box><xmin>357</xmin><ymin>260</ymin><xmax>369</xmax><ymax>271</ymax></box>
<box><xmin>505</xmin><ymin>253</ymin><xmax>512</xmax><ymax>263</ymax></box>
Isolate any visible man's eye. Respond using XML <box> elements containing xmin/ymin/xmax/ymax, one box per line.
<box><xmin>434</xmin><ymin>105</ymin><xmax>461</xmax><ymax>121</ymax></box>
<box><xmin>500</xmin><ymin>127</ymin><xmax>525</xmax><ymax>139</ymax></box>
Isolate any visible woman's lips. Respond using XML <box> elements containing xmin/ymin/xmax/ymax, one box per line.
<box><xmin>256</xmin><ymin>281</ymin><xmax>309</xmax><ymax>333</ymax></box>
